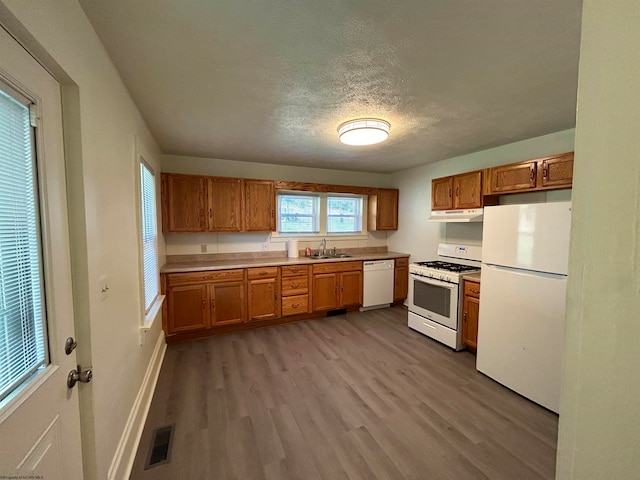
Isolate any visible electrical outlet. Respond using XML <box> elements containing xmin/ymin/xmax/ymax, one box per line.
<box><xmin>261</xmin><ymin>242</ymin><xmax>269</xmax><ymax>251</ymax></box>
<box><xmin>200</xmin><ymin>244</ymin><xmax>208</xmax><ymax>253</ymax></box>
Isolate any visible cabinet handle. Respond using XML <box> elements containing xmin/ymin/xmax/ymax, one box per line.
<box><xmin>463</xmin><ymin>312</ymin><xmax>467</xmax><ymax>324</ymax></box>
<box><xmin>210</xmin><ymin>298</ymin><xmax>215</xmax><ymax>309</ymax></box>
<box><xmin>448</xmin><ymin>188</ymin><xmax>452</xmax><ymax>198</ymax></box>
<box><xmin>209</xmin><ymin>208</ymin><xmax>212</xmax><ymax>218</ymax></box>
<box><xmin>530</xmin><ymin>166</ymin><xmax>535</xmax><ymax>181</ymax></box>
<box><xmin>470</xmin><ymin>289</ymin><xmax>480</xmax><ymax>295</ymax></box>
<box><xmin>274</xmin><ymin>292</ymin><xmax>278</xmax><ymax>300</ymax></box>
<box><xmin>543</xmin><ymin>165</ymin><xmax>548</xmax><ymax>179</ymax></box>
<box><xmin>455</xmin><ymin>187</ymin><xmax>459</xmax><ymax>198</ymax></box>
<box><xmin>291</xmin><ymin>284</ymin><xmax>299</xmax><ymax>289</ymax></box>
<box><xmin>201</xmin><ymin>300</ymin><xmax>206</xmax><ymax>309</ymax></box>
<box><xmin>292</xmin><ymin>303</ymin><xmax>300</xmax><ymax>308</ymax></box>
<box><xmin>259</xmin><ymin>271</ymin><xmax>268</xmax><ymax>276</ymax></box>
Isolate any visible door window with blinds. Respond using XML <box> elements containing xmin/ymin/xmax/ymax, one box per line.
<box><xmin>0</xmin><ymin>83</ymin><xmax>48</xmax><ymax>404</ymax></box>
<box><xmin>139</xmin><ymin>160</ymin><xmax>159</xmax><ymax>312</ymax></box>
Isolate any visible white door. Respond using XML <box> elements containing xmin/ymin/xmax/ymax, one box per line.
<box><xmin>0</xmin><ymin>27</ymin><xmax>84</xmax><ymax>479</ymax></box>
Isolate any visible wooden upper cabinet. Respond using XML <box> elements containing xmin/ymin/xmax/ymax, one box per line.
<box><xmin>487</xmin><ymin>161</ymin><xmax>537</xmax><ymax>194</ymax></box>
<box><xmin>486</xmin><ymin>152</ymin><xmax>574</xmax><ymax>195</ymax></box>
<box><xmin>162</xmin><ymin>173</ymin><xmax>207</xmax><ymax>232</ymax></box>
<box><xmin>245</xmin><ymin>180</ymin><xmax>275</xmax><ymax>231</ymax></box>
<box><xmin>208</xmin><ymin>177</ymin><xmax>244</xmax><ymax>232</ymax></box>
<box><xmin>539</xmin><ymin>152</ymin><xmax>574</xmax><ymax>189</ymax></box>
<box><xmin>162</xmin><ymin>174</ymin><xmax>275</xmax><ymax>233</ymax></box>
<box><xmin>453</xmin><ymin>171</ymin><xmax>482</xmax><ymax>209</ymax></box>
<box><xmin>368</xmin><ymin>188</ymin><xmax>399</xmax><ymax>231</ymax></box>
<box><xmin>431</xmin><ymin>177</ymin><xmax>453</xmax><ymax>210</ymax></box>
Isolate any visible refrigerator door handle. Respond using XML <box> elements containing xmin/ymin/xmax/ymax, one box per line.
<box><xmin>483</xmin><ymin>263</ymin><xmax>568</xmax><ymax>280</ymax></box>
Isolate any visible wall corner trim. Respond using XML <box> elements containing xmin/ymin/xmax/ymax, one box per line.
<box><xmin>107</xmin><ymin>331</ymin><xmax>166</xmax><ymax>480</ymax></box>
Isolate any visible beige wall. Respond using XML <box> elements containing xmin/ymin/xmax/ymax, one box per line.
<box><xmin>387</xmin><ymin>129</ymin><xmax>575</xmax><ymax>261</ymax></box>
<box><xmin>162</xmin><ymin>154</ymin><xmax>391</xmax><ymax>256</ymax></box>
<box><xmin>557</xmin><ymin>1</ymin><xmax>640</xmax><ymax>478</ymax></box>
<box><xmin>0</xmin><ymin>1</ymin><xmax>165</xmax><ymax>479</ymax></box>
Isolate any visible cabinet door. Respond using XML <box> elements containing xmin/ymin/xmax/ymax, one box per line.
<box><xmin>453</xmin><ymin>171</ymin><xmax>482</xmax><ymax>209</ymax></box>
<box><xmin>394</xmin><ymin>266</ymin><xmax>409</xmax><ymax>301</ymax></box>
<box><xmin>248</xmin><ymin>277</ymin><xmax>280</xmax><ymax>321</ymax></box>
<box><xmin>462</xmin><ymin>294</ymin><xmax>480</xmax><ymax>353</ymax></box>
<box><xmin>488</xmin><ymin>162</ymin><xmax>537</xmax><ymax>193</ymax></box>
<box><xmin>431</xmin><ymin>177</ymin><xmax>453</xmax><ymax>210</ymax></box>
<box><xmin>540</xmin><ymin>154</ymin><xmax>574</xmax><ymax>189</ymax></box>
<box><xmin>312</xmin><ymin>273</ymin><xmax>338</xmax><ymax>311</ymax></box>
<box><xmin>245</xmin><ymin>180</ymin><xmax>275</xmax><ymax>231</ymax></box>
<box><xmin>208</xmin><ymin>177</ymin><xmax>244</xmax><ymax>231</ymax></box>
<box><xmin>167</xmin><ymin>284</ymin><xmax>209</xmax><ymax>334</ymax></box>
<box><xmin>210</xmin><ymin>281</ymin><xmax>245</xmax><ymax>326</ymax></box>
<box><xmin>339</xmin><ymin>270</ymin><xmax>362</xmax><ymax>307</ymax></box>
<box><xmin>162</xmin><ymin>173</ymin><xmax>207</xmax><ymax>232</ymax></box>
<box><xmin>374</xmin><ymin>188</ymin><xmax>399</xmax><ymax>230</ymax></box>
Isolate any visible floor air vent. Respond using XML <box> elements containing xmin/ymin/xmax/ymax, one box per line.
<box><xmin>144</xmin><ymin>425</ymin><xmax>174</xmax><ymax>469</ymax></box>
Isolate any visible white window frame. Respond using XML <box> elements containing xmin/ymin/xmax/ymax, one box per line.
<box><xmin>326</xmin><ymin>194</ymin><xmax>363</xmax><ymax>234</ymax></box>
<box><xmin>277</xmin><ymin>191</ymin><xmax>320</xmax><ymax>234</ymax></box>
<box><xmin>135</xmin><ymin>141</ymin><xmax>164</xmax><ymax>338</ymax></box>
<box><xmin>273</xmin><ymin>190</ymin><xmax>367</xmax><ymax>240</ymax></box>
<box><xmin>0</xmin><ymin>80</ymin><xmax>48</xmax><ymax>406</ymax></box>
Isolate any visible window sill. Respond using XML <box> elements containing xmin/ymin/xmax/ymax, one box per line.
<box><xmin>270</xmin><ymin>233</ymin><xmax>369</xmax><ymax>243</ymax></box>
<box><xmin>140</xmin><ymin>295</ymin><xmax>165</xmax><ymax>345</ymax></box>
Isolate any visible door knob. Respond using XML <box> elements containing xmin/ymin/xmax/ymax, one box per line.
<box><xmin>67</xmin><ymin>365</ymin><xmax>93</xmax><ymax>388</ymax></box>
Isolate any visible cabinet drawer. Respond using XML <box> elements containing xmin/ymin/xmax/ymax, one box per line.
<box><xmin>282</xmin><ymin>294</ymin><xmax>309</xmax><ymax>316</ymax></box>
<box><xmin>281</xmin><ymin>265</ymin><xmax>309</xmax><ymax>277</ymax></box>
<box><xmin>247</xmin><ymin>266</ymin><xmax>278</xmax><ymax>279</ymax></box>
<box><xmin>395</xmin><ymin>257</ymin><xmax>409</xmax><ymax>268</ymax></box>
<box><xmin>312</xmin><ymin>261</ymin><xmax>362</xmax><ymax>274</ymax></box>
<box><xmin>464</xmin><ymin>281</ymin><xmax>481</xmax><ymax>298</ymax></box>
<box><xmin>167</xmin><ymin>269</ymin><xmax>244</xmax><ymax>286</ymax></box>
<box><xmin>281</xmin><ymin>275</ymin><xmax>309</xmax><ymax>296</ymax></box>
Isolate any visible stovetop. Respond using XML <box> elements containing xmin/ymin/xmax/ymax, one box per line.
<box><xmin>413</xmin><ymin>261</ymin><xmax>479</xmax><ymax>273</ymax></box>
<box><xmin>409</xmin><ymin>259</ymin><xmax>480</xmax><ymax>284</ymax></box>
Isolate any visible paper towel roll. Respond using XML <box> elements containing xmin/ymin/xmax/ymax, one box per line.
<box><xmin>287</xmin><ymin>239</ymin><xmax>299</xmax><ymax>258</ymax></box>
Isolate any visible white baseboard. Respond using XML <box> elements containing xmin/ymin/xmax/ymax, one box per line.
<box><xmin>107</xmin><ymin>330</ymin><xmax>166</xmax><ymax>480</ymax></box>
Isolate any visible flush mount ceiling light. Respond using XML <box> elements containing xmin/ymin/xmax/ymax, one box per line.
<box><xmin>338</xmin><ymin>118</ymin><xmax>390</xmax><ymax>146</ymax></box>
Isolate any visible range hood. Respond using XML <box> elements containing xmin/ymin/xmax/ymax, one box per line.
<box><xmin>428</xmin><ymin>208</ymin><xmax>484</xmax><ymax>223</ymax></box>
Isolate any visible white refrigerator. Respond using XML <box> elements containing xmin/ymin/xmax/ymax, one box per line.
<box><xmin>476</xmin><ymin>201</ymin><xmax>571</xmax><ymax>413</ymax></box>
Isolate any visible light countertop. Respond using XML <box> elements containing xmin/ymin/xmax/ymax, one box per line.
<box><xmin>161</xmin><ymin>251</ymin><xmax>410</xmax><ymax>274</ymax></box>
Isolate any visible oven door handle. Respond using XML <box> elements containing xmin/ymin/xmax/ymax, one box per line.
<box><xmin>410</xmin><ymin>273</ymin><xmax>456</xmax><ymax>290</ymax></box>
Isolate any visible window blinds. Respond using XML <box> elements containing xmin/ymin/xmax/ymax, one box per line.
<box><xmin>0</xmin><ymin>88</ymin><xmax>46</xmax><ymax>403</ymax></box>
<box><xmin>140</xmin><ymin>161</ymin><xmax>158</xmax><ymax>312</ymax></box>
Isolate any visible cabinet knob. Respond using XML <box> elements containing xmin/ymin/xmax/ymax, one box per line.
<box><xmin>470</xmin><ymin>289</ymin><xmax>480</xmax><ymax>295</ymax></box>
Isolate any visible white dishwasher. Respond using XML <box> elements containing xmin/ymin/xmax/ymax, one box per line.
<box><xmin>361</xmin><ymin>259</ymin><xmax>395</xmax><ymax>311</ymax></box>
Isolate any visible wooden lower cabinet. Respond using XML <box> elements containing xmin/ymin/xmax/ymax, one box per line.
<box><xmin>164</xmin><ymin>269</ymin><xmax>245</xmax><ymax>336</ymax></box>
<box><xmin>163</xmin><ymin>258</ymin><xmax>405</xmax><ymax>341</ymax></box>
<box><xmin>247</xmin><ymin>267</ymin><xmax>280</xmax><ymax>321</ymax></box>
<box><xmin>312</xmin><ymin>261</ymin><xmax>363</xmax><ymax>312</ymax></box>
<box><xmin>394</xmin><ymin>257</ymin><xmax>409</xmax><ymax>302</ymax></box>
<box><xmin>280</xmin><ymin>265</ymin><xmax>311</xmax><ymax>316</ymax></box>
<box><xmin>461</xmin><ymin>280</ymin><xmax>481</xmax><ymax>353</ymax></box>
<box><xmin>312</xmin><ymin>273</ymin><xmax>339</xmax><ymax>311</ymax></box>
<box><xmin>167</xmin><ymin>284</ymin><xmax>209</xmax><ymax>333</ymax></box>
<box><xmin>210</xmin><ymin>281</ymin><xmax>245</xmax><ymax>326</ymax></box>
<box><xmin>339</xmin><ymin>270</ymin><xmax>363</xmax><ymax>307</ymax></box>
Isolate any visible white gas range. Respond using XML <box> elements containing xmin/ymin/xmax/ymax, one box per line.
<box><xmin>408</xmin><ymin>243</ymin><xmax>482</xmax><ymax>350</ymax></box>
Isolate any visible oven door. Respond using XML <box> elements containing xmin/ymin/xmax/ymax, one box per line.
<box><xmin>408</xmin><ymin>273</ymin><xmax>459</xmax><ymax>330</ymax></box>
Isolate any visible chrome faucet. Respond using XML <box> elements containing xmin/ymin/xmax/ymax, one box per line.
<box><xmin>319</xmin><ymin>238</ymin><xmax>326</xmax><ymax>255</ymax></box>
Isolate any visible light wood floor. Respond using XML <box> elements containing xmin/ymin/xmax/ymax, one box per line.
<box><xmin>130</xmin><ymin>306</ymin><xmax>558</xmax><ymax>480</ymax></box>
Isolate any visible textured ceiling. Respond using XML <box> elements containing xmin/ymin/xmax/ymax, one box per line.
<box><xmin>78</xmin><ymin>0</ymin><xmax>582</xmax><ymax>173</ymax></box>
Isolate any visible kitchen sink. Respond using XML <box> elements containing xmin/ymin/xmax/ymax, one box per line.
<box><xmin>310</xmin><ymin>253</ymin><xmax>352</xmax><ymax>260</ymax></box>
